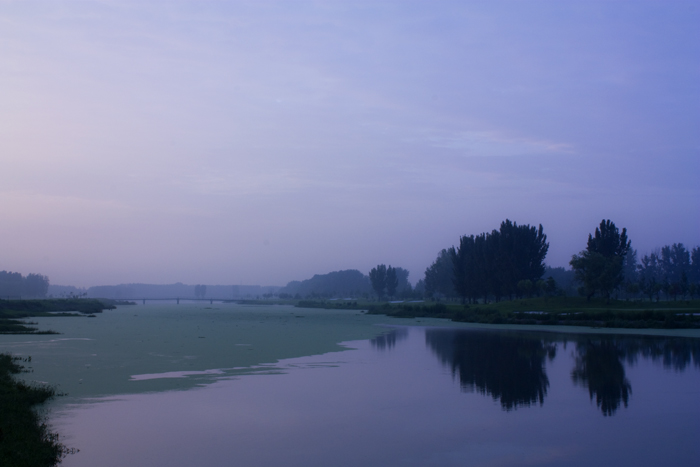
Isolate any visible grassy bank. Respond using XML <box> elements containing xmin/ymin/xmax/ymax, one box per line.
<box><xmin>0</xmin><ymin>299</ymin><xmax>116</xmax><ymax>334</ymax></box>
<box><xmin>365</xmin><ymin>297</ymin><xmax>700</xmax><ymax>329</ymax></box>
<box><xmin>0</xmin><ymin>354</ymin><xmax>68</xmax><ymax>467</ymax></box>
<box><xmin>248</xmin><ymin>296</ymin><xmax>700</xmax><ymax>329</ymax></box>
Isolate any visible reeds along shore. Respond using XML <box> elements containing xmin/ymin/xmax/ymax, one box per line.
<box><xmin>0</xmin><ymin>354</ymin><xmax>68</xmax><ymax>467</ymax></box>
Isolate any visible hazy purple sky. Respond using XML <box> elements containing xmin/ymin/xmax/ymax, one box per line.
<box><xmin>2</xmin><ymin>1</ymin><xmax>699</xmax><ymax>287</ymax></box>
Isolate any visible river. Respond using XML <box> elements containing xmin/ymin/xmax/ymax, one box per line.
<box><xmin>2</xmin><ymin>304</ymin><xmax>698</xmax><ymax>466</ymax></box>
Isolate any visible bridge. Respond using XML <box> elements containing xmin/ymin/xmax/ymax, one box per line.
<box><xmin>116</xmin><ymin>298</ymin><xmax>236</xmax><ymax>305</ymax></box>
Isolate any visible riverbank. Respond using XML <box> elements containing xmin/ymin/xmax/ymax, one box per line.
<box><xmin>366</xmin><ymin>297</ymin><xmax>700</xmax><ymax>329</ymax></box>
<box><xmin>243</xmin><ymin>296</ymin><xmax>700</xmax><ymax>329</ymax></box>
<box><xmin>0</xmin><ymin>299</ymin><xmax>116</xmax><ymax>334</ymax></box>
<box><xmin>0</xmin><ymin>353</ymin><xmax>67</xmax><ymax>467</ymax></box>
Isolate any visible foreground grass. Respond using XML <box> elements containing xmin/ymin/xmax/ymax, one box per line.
<box><xmin>0</xmin><ymin>354</ymin><xmax>69</xmax><ymax>467</ymax></box>
<box><xmin>0</xmin><ymin>299</ymin><xmax>116</xmax><ymax>334</ymax></box>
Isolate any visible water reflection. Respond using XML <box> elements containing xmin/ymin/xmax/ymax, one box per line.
<box><xmin>425</xmin><ymin>329</ymin><xmax>556</xmax><ymax>410</ymax></box>
<box><xmin>423</xmin><ymin>328</ymin><xmax>700</xmax><ymax>416</ymax></box>
<box><xmin>571</xmin><ymin>339</ymin><xmax>632</xmax><ymax>416</ymax></box>
<box><xmin>370</xmin><ymin>328</ymin><xmax>408</xmax><ymax>351</ymax></box>
<box><xmin>571</xmin><ymin>336</ymin><xmax>700</xmax><ymax>416</ymax></box>
<box><xmin>618</xmin><ymin>337</ymin><xmax>700</xmax><ymax>371</ymax></box>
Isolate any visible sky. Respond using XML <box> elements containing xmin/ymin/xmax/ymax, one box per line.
<box><xmin>1</xmin><ymin>0</ymin><xmax>699</xmax><ymax>287</ymax></box>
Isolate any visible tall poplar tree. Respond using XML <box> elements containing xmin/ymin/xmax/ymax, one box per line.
<box><xmin>385</xmin><ymin>266</ymin><xmax>399</xmax><ymax>298</ymax></box>
<box><xmin>369</xmin><ymin>264</ymin><xmax>387</xmax><ymax>300</ymax></box>
<box><xmin>451</xmin><ymin>220</ymin><xmax>548</xmax><ymax>303</ymax></box>
<box><xmin>424</xmin><ymin>249</ymin><xmax>456</xmax><ymax>299</ymax></box>
<box><xmin>570</xmin><ymin>219</ymin><xmax>631</xmax><ymax>301</ymax></box>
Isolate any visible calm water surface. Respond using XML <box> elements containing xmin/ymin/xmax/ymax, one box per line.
<box><xmin>48</xmin><ymin>322</ymin><xmax>699</xmax><ymax>466</ymax></box>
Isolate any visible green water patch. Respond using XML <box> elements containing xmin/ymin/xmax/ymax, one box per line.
<box><xmin>0</xmin><ymin>304</ymin><xmax>437</xmax><ymax>401</ymax></box>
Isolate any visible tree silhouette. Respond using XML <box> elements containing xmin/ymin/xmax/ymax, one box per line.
<box><xmin>638</xmin><ymin>252</ymin><xmax>661</xmax><ymax>301</ymax></box>
<box><xmin>425</xmin><ymin>249</ymin><xmax>456</xmax><ymax>299</ymax></box>
<box><xmin>450</xmin><ymin>220</ymin><xmax>549</xmax><ymax>303</ymax></box>
<box><xmin>386</xmin><ymin>266</ymin><xmax>399</xmax><ymax>298</ymax></box>
<box><xmin>0</xmin><ymin>271</ymin><xmax>49</xmax><ymax>298</ymax></box>
<box><xmin>369</xmin><ymin>265</ymin><xmax>387</xmax><ymax>300</ymax></box>
<box><xmin>570</xmin><ymin>219</ymin><xmax>631</xmax><ymax>301</ymax></box>
<box><xmin>659</xmin><ymin>244</ymin><xmax>691</xmax><ymax>300</ymax></box>
<box><xmin>23</xmin><ymin>274</ymin><xmax>49</xmax><ymax>298</ymax></box>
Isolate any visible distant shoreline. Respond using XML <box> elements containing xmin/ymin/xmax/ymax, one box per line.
<box><xmin>0</xmin><ymin>298</ymin><xmax>115</xmax><ymax>334</ymax></box>
<box><xmin>238</xmin><ymin>296</ymin><xmax>700</xmax><ymax>331</ymax></box>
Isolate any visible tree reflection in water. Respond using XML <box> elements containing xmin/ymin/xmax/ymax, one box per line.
<box><xmin>424</xmin><ymin>329</ymin><xmax>700</xmax><ymax>417</ymax></box>
<box><xmin>572</xmin><ymin>339</ymin><xmax>632</xmax><ymax>416</ymax></box>
<box><xmin>425</xmin><ymin>329</ymin><xmax>556</xmax><ymax>410</ymax></box>
<box><xmin>370</xmin><ymin>328</ymin><xmax>409</xmax><ymax>351</ymax></box>
<box><xmin>571</xmin><ymin>336</ymin><xmax>700</xmax><ymax>416</ymax></box>
<box><xmin>620</xmin><ymin>336</ymin><xmax>700</xmax><ymax>372</ymax></box>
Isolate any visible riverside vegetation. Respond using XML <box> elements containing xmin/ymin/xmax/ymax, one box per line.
<box><xmin>265</xmin><ymin>218</ymin><xmax>700</xmax><ymax>329</ymax></box>
<box><xmin>229</xmin><ymin>296</ymin><xmax>700</xmax><ymax>329</ymax></box>
<box><xmin>0</xmin><ymin>299</ymin><xmax>116</xmax><ymax>334</ymax></box>
<box><xmin>364</xmin><ymin>297</ymin><xmax>700</xmax><ymax>329</ymax></box>
<box><xmin>0</xmin><ymin>298</ymin><xmax>112</xmax><ymax>466</ymax></box>
<box><xmin>0</xmin><ymin>354</ymin><xmax>72</xmax><ymax>467</ymax></box>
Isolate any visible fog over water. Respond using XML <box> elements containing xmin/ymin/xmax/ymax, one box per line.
<box><xmin>1</xmin><ymin>1</ymin><xmax>699</xmax><ymax>287</ymax></box>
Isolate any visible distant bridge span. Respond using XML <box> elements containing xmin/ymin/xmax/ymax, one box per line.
<box><xmin>115</xmin><ymin>298</ymin><xmax>235</xmax><ymax>305</ymax></box>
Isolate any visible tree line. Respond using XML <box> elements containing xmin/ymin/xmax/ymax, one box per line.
<box><xmin>368</xmin><ymin>265</ymin><xmax>411</xmax><ymax>300</ymax></box>
<box><xmin>418</xmin><ymin>219</ymin><xmax>700</xmax><ymax>303</ymax></box>
<box><xmin>277</xmin><ymin>268</ymin><xmax>414</xmax><ymax>300</ymax></box>
<box><xmin>421</xmin><ymin>219</ymin><xmax>549</xmax><ymax>302</ymax></box>
<box><xmin>451</xmin><ymin>220</ymin><xmax>549</xmax><ymax>303</ymax></box>
<box><xmin>568</xmin><ymin>220</ymin><xmax>700</xmax><ymax>301</ymax></box>
<box><xmin>624</xmin><ymin>244</ymin><xmax>700</xmax><ymax>301</ymax></box>
<box><xmin>6</xmin><ymin>218</ymin><xmax>696</xmax><ymax>304</ymax></box>
<box><xmin>0</xmin><ymin>271</ymin><xmax>49</xmax><ymax>299</ymax></box>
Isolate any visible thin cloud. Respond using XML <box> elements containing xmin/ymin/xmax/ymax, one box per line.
<box><xmin>408</xmin><ymin>130</ymin><xmax>574</xmax><ymax>157</ymax></box>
